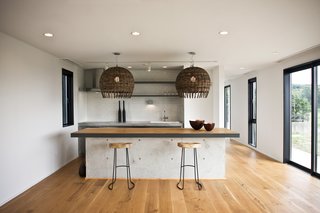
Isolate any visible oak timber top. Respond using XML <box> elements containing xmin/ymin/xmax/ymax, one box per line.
<box><xmin>71</xmin><ymin>128</ymin><xmax>240</xmax><ymax>138</ymax></box>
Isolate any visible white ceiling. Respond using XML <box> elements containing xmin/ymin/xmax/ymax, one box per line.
<box><xmin>1</xmin><ymin>0</ymin><xmax>320</xmax><ymax>78</ymax></box>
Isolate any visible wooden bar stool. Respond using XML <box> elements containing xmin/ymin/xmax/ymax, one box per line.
<box><xmin>177</xmin><ymin>142</ymin><xmax>203</xmax><ymax>190</ymax></box>
<box><xmin>108</xmin><ymin>143</ymin><xmax>135</xmax><ymax>190</ymax></box>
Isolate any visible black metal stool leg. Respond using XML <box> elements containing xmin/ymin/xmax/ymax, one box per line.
<box><xmin>108</xmin><ymin>148</ymin><xmax>117</xmax><ymax>190</ymax></box>
<box><xmin>177</xmin><ymin>148</ymin><xmax>185</xmax><ymax>190</ymax></box>
<box><xmin>194</xmin><ymin>148</ymin><xmax>202</xmax><ymax>190</ymax></box>
<box><xmin>126</xmin><ymin>148</ymin><xmax>135</xmax><ymax>190</ymax></box>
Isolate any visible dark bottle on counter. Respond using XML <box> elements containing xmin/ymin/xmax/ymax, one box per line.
<box><xmin>122</xmin><ymin>100</ymin><xmax>126</xmax><ymax>122</ymax></box>
<box><xmin>118</xmin><ymin>100</ymin><xmax>122</xmax><ymax>122</ymax></box>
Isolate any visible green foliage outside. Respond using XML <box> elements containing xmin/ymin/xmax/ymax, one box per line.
<box><xmin>291</xmin><ymin>84</ymin><xmax>320</xmax><ymax>155</ymax></box>
<box><xmin>291</xmin><ymin>84</ymin><xmax>311</xmax><ymax>122</ymax></box>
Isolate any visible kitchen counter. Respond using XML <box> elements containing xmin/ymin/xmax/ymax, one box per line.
<box><xmin>71</xmin><ymin>127</ymin><xmax>239</xmax><ymax>138</ymax></box>
<box><xmin>78</xmin><ymin>121</ymin><xmax>183</xmax><ymax>128</ymax></box>
<box><xmin>71</xmin><ymin>127</ymin><xmax>239</xmax><ymax>179</ymax></box>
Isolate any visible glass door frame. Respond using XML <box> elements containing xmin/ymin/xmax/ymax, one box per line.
<box><xmin>284</xmin><ymin>59</ymin><xmax>320</xmax><ymax>178</ymax></box>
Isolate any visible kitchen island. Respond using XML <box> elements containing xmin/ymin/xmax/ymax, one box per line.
<box><xmin>77</xmin><ymin>121</ymin><xmax>183</xmax><ymax>157</ymax></box>
<box><xmin>71</xmin><ymin>128</ymin><xmax>239</xmax><ymax>179</ymax></box>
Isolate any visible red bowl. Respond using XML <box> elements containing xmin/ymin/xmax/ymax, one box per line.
<box><xmin>189</xmin><ymin>120</ymin><xmax>204</xmax><ymax>130</ymax></box>
<box><xmin>204</xmin><ymin>123</ymin><xmax>215</xmax><ymax>131</ymax></box>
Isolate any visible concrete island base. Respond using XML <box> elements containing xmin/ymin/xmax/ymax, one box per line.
<box><xmin>86</xmin><ymin>137</ymin><xmax>226</xmax><ymax>179</ymax></box>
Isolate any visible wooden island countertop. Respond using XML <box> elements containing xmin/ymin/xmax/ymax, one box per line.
<box><xmin>71</xmin><ymin>127</ymin><xmax>240</xmax><ymax>138</ymax></box>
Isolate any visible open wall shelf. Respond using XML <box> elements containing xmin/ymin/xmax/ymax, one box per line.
<box><xmin>81</xmin><ymin>81</ymin><xmax>179</xmax><ymax>97</ymax></box>
<box><xmin>132</xmin><ymin>94</ymin><xmax>179</xmax><ymax>97</ymax></box>
<box><xmin>134</xmin><ymin>81</ymin><xmax>176</xmax><ymax>84</ymax></box>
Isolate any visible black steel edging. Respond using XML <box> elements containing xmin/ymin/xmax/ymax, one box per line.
<box><xmin>71</xmin><ymin>133</ymin><xmax>240</xmax><ymax>138</ymax></box>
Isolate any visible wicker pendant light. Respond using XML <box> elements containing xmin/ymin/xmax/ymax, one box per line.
<box><xmin>99</xmin><ymin>53</ymin><xmax>134</xmax><ymax>98</ymax></box>
<box><xmin>175</xmin><ymin>52</ymin><xmax>211</xmax><ymax>98</ymax></box>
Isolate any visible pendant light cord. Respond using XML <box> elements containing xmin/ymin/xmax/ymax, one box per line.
<box><xmin>113</xmin><ymin>52</ymin><xmax>120</xmax><ymax>67</ymax></box>
<box><xmin>189</xmin><ymin>52</ymin><xmax>195</xmax><ymax>67</ymax></box>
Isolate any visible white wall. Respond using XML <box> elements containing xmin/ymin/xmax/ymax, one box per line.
<box><xmin>184</xmin><ymin>67</ymin><xmax>222</xmax><ymax>128</ymax></box>
<box><xmin>86</xmin><ymin>94</ymin><xmax>184</xmax><ymax>122</ymax></box>
<box><xmin>0</xmin><ymin>32</ymin><xmax>83</xmax><ymax>206</ymax></box>
<box><xmin>78</xmin><ymin>91</ymin><xmax>87</xmax><ymax>122</ymax></box>
<box><xmin>226</xmin><ymin>46</ymin><xmax>320</xmax><ymax>162</ymax></box>
<box><xmin>213</xmin><ymin>66</ymin><xmax>225</xmax><ymax>127</ymax></box>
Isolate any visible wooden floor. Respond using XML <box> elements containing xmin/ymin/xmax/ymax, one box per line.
<box><xmin>1</xmin><ymin>140</ymin><xmax>320</xmax><ymax>213</ymax></box>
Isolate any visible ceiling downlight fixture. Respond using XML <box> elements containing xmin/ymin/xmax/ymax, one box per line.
<box><xmin>43</xmin><ymin>32</ymin><xmax>54</xmax><ymax>37</ymax></box>
<box><xmin>99</xmin><ymin>52</ymin><xmax>134</xmax><ymax>98</ymax></box>
<box><xmin>218</xmin><ymin>31</ymin><xmax>228</xmax><ymax>35</ymax></box>
<box><xmin>131</xmin><ymin>31</ymin><xmax>140</xmax><ymax>36</ymax></box>
<box><xmin>175</xmin><ymin>52</ymin><xmax>211</xmax><ymax>98</ymax></box>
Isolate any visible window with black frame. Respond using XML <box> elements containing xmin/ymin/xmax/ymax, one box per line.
<box><xmin>224</xmin><ymin>85</ymin><xmax>231</xmax><ymax>129</ymax></box>
<box><xmin>248</xmin><ymin>78</ymin><xmax>257</xmax><ymax>147</ymax></box>
<box><xmin>62</xmin><ymin>69</ymin><xmax>74</xmax><ymax>127</ymax></box>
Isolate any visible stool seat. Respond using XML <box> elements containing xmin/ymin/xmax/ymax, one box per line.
<box><xmin>177</xmin><ymin>142</ymin><xmax>201</xmax><ymax>149</ymax></box>
<box><xmin>109</xmin><ymin>143</ymin><xmax>132</xmax><ymax>149</ymax></box>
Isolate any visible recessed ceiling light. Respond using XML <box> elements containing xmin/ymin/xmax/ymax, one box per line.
<box><xmin>272</xmin><ymin>51</ymin><xmax>280</xmax><ymax>54</ymax></box>
<box><xmin>43</xmin><ymin>32</ymin><xmax>54</xmax><ymax>37</ymax></box>
<box><xmin>127</xmin><ymin>66</ymin><xmax>132</xmax><ymax>69</ymax></box>
<box><xmin>218</xmin><ymin>31</ymin><xmax>228</xmax><ymax>35</ymax></box>
<box><xmin>240</xmin><ymin>67</ymin><xmax>246</xmax><ymax>70</ymax></box>
<box><xmin>131</xmin><ymin>31</ymin><xmax>140</xmax><ymax>36</ymax></box>
<box><xmin>162</xmin><ymin>66</ymin><xmax>167</xmax><ymax>69</ymax></box>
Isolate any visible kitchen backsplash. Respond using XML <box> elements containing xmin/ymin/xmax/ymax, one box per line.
<box><xmin>79</xmin><ymin>92</ymin><xmax>184</xmax><ymax>122</ymax></box>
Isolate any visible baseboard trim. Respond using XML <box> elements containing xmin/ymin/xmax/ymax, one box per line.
<box><xmin>229</xmin><ymin>139</ymin><xmax>282</xmax><ymax>163</ymax></box>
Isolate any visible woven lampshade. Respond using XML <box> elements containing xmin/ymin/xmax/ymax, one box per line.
<box><xmin>99</xmin><ymin>66</ymin><xmax>134</xmax><ymax>98</ymax></box>
<box><xmin>175</xmin><ymin>66</ymin><xmax>211</xmax><ymax>98</ymax></box>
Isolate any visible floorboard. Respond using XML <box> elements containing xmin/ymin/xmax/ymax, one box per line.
<box><xmin>1</xmin><ymin>139</ymin><xmax>320</xmax><ymax>213</ymax></box>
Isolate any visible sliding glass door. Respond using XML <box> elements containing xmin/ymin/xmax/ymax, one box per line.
<box><xmin>284</xmin><ymin>59</ymin><xmax>320</xmax><ymax>177</ymax></box>
<box><xmin>290</xmin><ymin>69</ymin><xmax>312</xmax><ymax>169</ymax></box>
